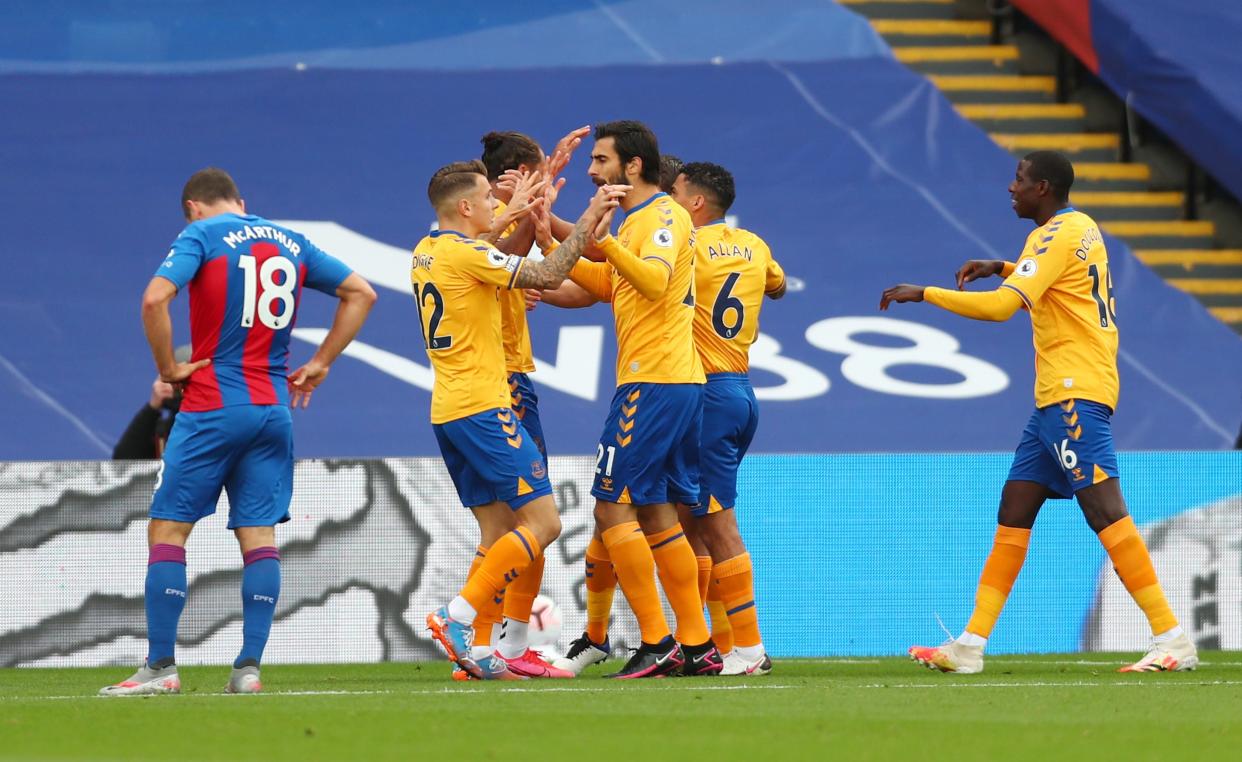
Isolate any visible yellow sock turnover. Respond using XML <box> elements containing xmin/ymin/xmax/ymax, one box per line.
<box><xmin>964</xmin><ymin>525</ymin><xmax>1031</xmax><ymax>639</ymax></box>
<box><xmin>696</xmin><ymin>555</ymin><xmax>713</xmax><ymax>606</ymax></box>
<box><xmin>584</xmin><ymin>537</ymin><xmax>616</xmax><ymax>645</ymax></box>
<box><xmin>706</xmin><ymin>579</ymin><xmax>734</xmax><ymax>653</ymax></box>
<box><xmin>1098</xmin><ymin>516</ymin><xmax>1179</xmax><ymax>635</ymax></box>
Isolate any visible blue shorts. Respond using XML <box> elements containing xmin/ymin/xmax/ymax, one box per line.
<box><xmin>695</xmin><ymin>374</ymin><xmax>759</xmax><ymax>517</ymax></box>
<box><xmin>508</xmin><ymin>372</ymin><xmax>547</xmax><ymax>460</ymax></box>
<box><xmin>151</xmin><ymin>406</ymin><xmax>293</xmax><ymax>529</ymax></box>
<box><xmin>434</xmin><ymin>407</ymin><xmax>552</xmax><ymax>510</ymax></box>
<box><xmin>1007</xmin><ymin>399</ymin><xmax>1119</xmax><ymax>499</ymax></box>
<box><xmin>591</xmin><ymin>382</ymin><xmax>703</xmax><ymax>507</ymax></box>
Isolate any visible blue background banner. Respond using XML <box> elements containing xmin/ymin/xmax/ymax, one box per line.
<box><xmin>743</xmin><ymin>451</ymin><xmax>1242</xmax><ymax>657</ymax></box>
<box><xmin>1</xmin><ymin>452</ymin><xmax>1234</xmax><ymax>665</ymax></box>
<box><xmin>1</xmin><ymin>2</ymin><xmax>1238</xmax><ymax>460</ymax></box>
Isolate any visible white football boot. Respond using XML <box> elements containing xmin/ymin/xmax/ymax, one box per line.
<box><xmin>551</xmin><ymin>633</ymin><xmax>610</xmax><ymax>676</ymax></box>
<box><xmin>908</xmin><ymin>640</ymin><xmax>985</xmax><ymax>674</ymax></box>
<box><xmin>720</xmin><ymin>649</ymin><xmax>773</xmax><ymax>676</ymax></box>
<box><xmin>1120</xmin><ymin>633</ymin><xmax>1199</xmax><ymax>673</ymax></box>
<box><xmin>99</xmin><ymin>664</ymin><xmax>181</xmax><ymax>696</ymax></box>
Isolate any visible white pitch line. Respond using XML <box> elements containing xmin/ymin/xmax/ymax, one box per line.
<box><xmin>12</xmin><ymin>683</ymin><xmax>798</xmax><ymax>702</ymax></box>
<box><xmin>861</xmin><ymin>680</ymin><xmax>1242</xmax><ymax>689</ymax></box>
<box><xmin>992</xmin><ymin>659</ymin><xmax>1236</xmax><ymax>667</ymax></box>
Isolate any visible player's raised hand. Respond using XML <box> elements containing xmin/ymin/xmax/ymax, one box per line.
<box><xmin>496</xmin><ymin>169</ymin><xmax>522</xmax><ymax>197</ymax></box>
<box><xmin>542</xmin><ymin>175</ymin><xmax>567</xmax><ymax>211</ymax></box>
<box><xmin>532</xmin><ymin>197</ymin><xmax>555</xmax><ymax>251</ymax></box>
<box><xmin>508</xmin><ymin>171</ymin><xmax>549</xmax><ymax>219</ymax></box>
<box><xmin>955</xmin><ymin>259</ymin><xmax>1007</xmax><ymax>290</ymax></box>
<box><xmin>288</xmin><ymin>361</ymin><xmax>329</xmax><ymax>409</ymax></box>
<box><xmin>160</xmin><ymin>358</ymin><xmax>211</xmax><ymax>387</ymax></box>
<box><xmin>879</xmin><ymin>284</ymin><xmax>925</xmax><ymax>310</ymax></box>
<box><xmin>524</xmin><ymin>288</ymin><xmax>542</xmax><ymax>312</ymax></box>
<box><xmin>583</xmin><ymin>184</ymin><xmax>629</xmax><ymax>237</ymax></box>
<box><xmin>548</xmin><ymin>126</ymin><xmax>590</xmax><ymax>178</ymax></box>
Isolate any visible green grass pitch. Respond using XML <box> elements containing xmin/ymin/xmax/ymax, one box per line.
<box><xmin>3</xmin><ymin>654</ymin><xmax>1241</xmax><ymax>760</ymax></box>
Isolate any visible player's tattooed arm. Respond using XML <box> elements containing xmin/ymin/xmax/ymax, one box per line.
<box><xmin>513</xmin><ymin>185</ymin><xmax>629</xmax><ymax>290</ymax></box>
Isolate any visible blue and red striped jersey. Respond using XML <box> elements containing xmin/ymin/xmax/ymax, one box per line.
<box><xmin>155</xmin><ymin>213</ymin><xmax>353</xmax><ymax>412</ymax></box>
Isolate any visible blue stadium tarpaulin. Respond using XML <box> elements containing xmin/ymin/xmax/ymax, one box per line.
<box><xmin>1091</xmin><ymin>0</ymin><xmax>1242</xmax><ymax>203</ymax></box>
<box><xmin>1014</xmin><ymin>0</ymin><xmax>1242</xmax><ymax>204</ymax></box>
<box><xmin>0</xmin><ymin>0</ymin><xmax>889</xmax><ymax>73</ymax></box>
<box><xmin>3</xmin><ymin>59</ymin><xmax>1238</xmax><ymax>460</ymax></box>
<box><xmin>1</xmin><ymin>2</ymin><xmax>1239</xmax><ymax>460</ymax></box>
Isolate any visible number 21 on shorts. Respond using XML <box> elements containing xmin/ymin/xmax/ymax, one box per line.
<box><xmin>596</xmin><ymin>443</ymin><xmax>616</xmax><ymax>476</ymax></box>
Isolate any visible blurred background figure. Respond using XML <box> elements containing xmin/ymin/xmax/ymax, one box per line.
<box><xmin>112</xmin><ymin>344</ymin><xmax>191</xmax><ymax>460</ymax></box>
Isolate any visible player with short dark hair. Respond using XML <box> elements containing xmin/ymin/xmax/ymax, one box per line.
<box><xmin>179</xmin><ymin>167</ymin><xmax>241</xmax><ymax>217</ymax></box>
<box><xmin>418</xmin><ymin>159</ymin><xmax>627</xmax><ymax>680</ymax></box>
<box><xmin>551</xmin><ymin>121</ymin><xmax>720</xmax><ymax>679</ymax></box>
<box><xmin>880</xmin><ymin>152</ymin><xmax>1197</xmax><ymax>674</ymax></box>
<box><xmin>659</xmin><ymin>154</ymin><xmax>684</xmax><ymax>194</ymax></box>
<box><xmin>594</xmin><ymin>120</ymin><xmax>662</xmax><ymax>186</ymax></box>
<box><xmin>101</xmin><ymin>168</ymin><xmax>377</xmax><ymax>696</ymax></box>
<box><xmin>671</xmin><ymin>161</ymin><xmax>784</xmax><ymax>676</ymax></box>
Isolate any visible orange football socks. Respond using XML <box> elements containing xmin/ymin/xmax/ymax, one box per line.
<box><xmin>584</xmin><ymin>537</ymin><xmax>616</xmax><ymax>645</ymax></box>
<box><xmin>712</xmin><ymin>552</ymin><xmax>760</xmax><ymax>649</ymax></box>
<box><xmin>706</xmin><ymin>580</ymin><xmax>734</xmax><ymax>654</ymax></box>
<box><xmin>464</xmin><ymin>545</ymin><xmax>500</xmax><ymax>647</ymax></box>
<box><xmin>964</xmin><ymin>525</ymin><xmax>1031</xmax><ymax>639</ymax></box>
<box><xmin>460</xmin><ymin>526</ymin><xmax>541</xmax><ymax>616</ymax></box>
<box><xmin>602</xmin><ymin>521</ymin><xmax>670</xmax><ymax>645</ymax></box>
<box><xmin>503</xmin><ymin>552</ymin><xmax>545</xmax><ymax>625</ymax></box>
<box><xmin>696</xmin><ymin>555</ymin><xmax>713</xmax><ymax>605</ymax></box>
<box><xmin>1098</xmin><ymin>516</ymin><xmax>1179</xmax><ymax>635</ymax></box>
<box><xmin>646</xmin><ymin>525</ymin><xmax>710</xmax><ymax>646</ymax></box>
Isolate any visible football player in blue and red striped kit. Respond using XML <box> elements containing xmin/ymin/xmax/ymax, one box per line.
<box><xmin>101</xmin><ymin>168</ymin><xmax>376</xmax><ymax>696</ymax></box>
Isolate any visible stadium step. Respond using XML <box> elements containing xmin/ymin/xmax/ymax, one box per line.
<box><xmin>874</xmin><ymin>0</ymin><xmax>1242</xmax><ymax>334</ymax></box>
<box><xmin>957</xmin><ymin>102</ymin><xmax>1086</xmax><ymax>133</ymax></box>
<box><xmin>894</xmin><ymin>46</ymin><xmax>1020</xmax><ymax>74</ymax></box>
<box><xmin>1134</xmin><ymin>249</ymin><xmax>1242</xmax><ymax>274</ymax></box>
<box><xmin>1208</xmin><ymin>306</ymin><xmax>1242</xmax><ymax>327</ymax></box>
<box><xmin>1102</xmin><ymin>220</ymin><xmax>1216</xmax><ymax>250</ymax></box>
<box><xmin>930</xmin><ymin>75</ymin><xmax>1056</xmax><ymax>104</ymax></box>
<box><xmin>1071</xmin><ymin>191</ymin><xmax>1185</xmax><ymax>221</ymax></box>
<box><xmin>836</xmin><ymin>0</ymin><xmax>957</xmax><ymax>21</ymax></box>
<box><xmin>870</xmin><ymin>19</ymin><xmax>991</xmax><ymax>45</ymax></box>
<box><xmin>991</xmin><ymin>132</ymin><xmax>1119</xmax><ymax>162</ymax></box>
<box><xmin>1139</xmin><ymin>253</ymin><xmax>1242</xmax><ymax>328</ymax></box>
<box><xmin>1072</xmin><ymin>162</ymin><xmax>1152</xmax><ymax>192</ymax></box>
<box><xmin>1164</xmin><ymin>278</ymin><xmax>1242</xmax><ymax>295</ymax></box>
